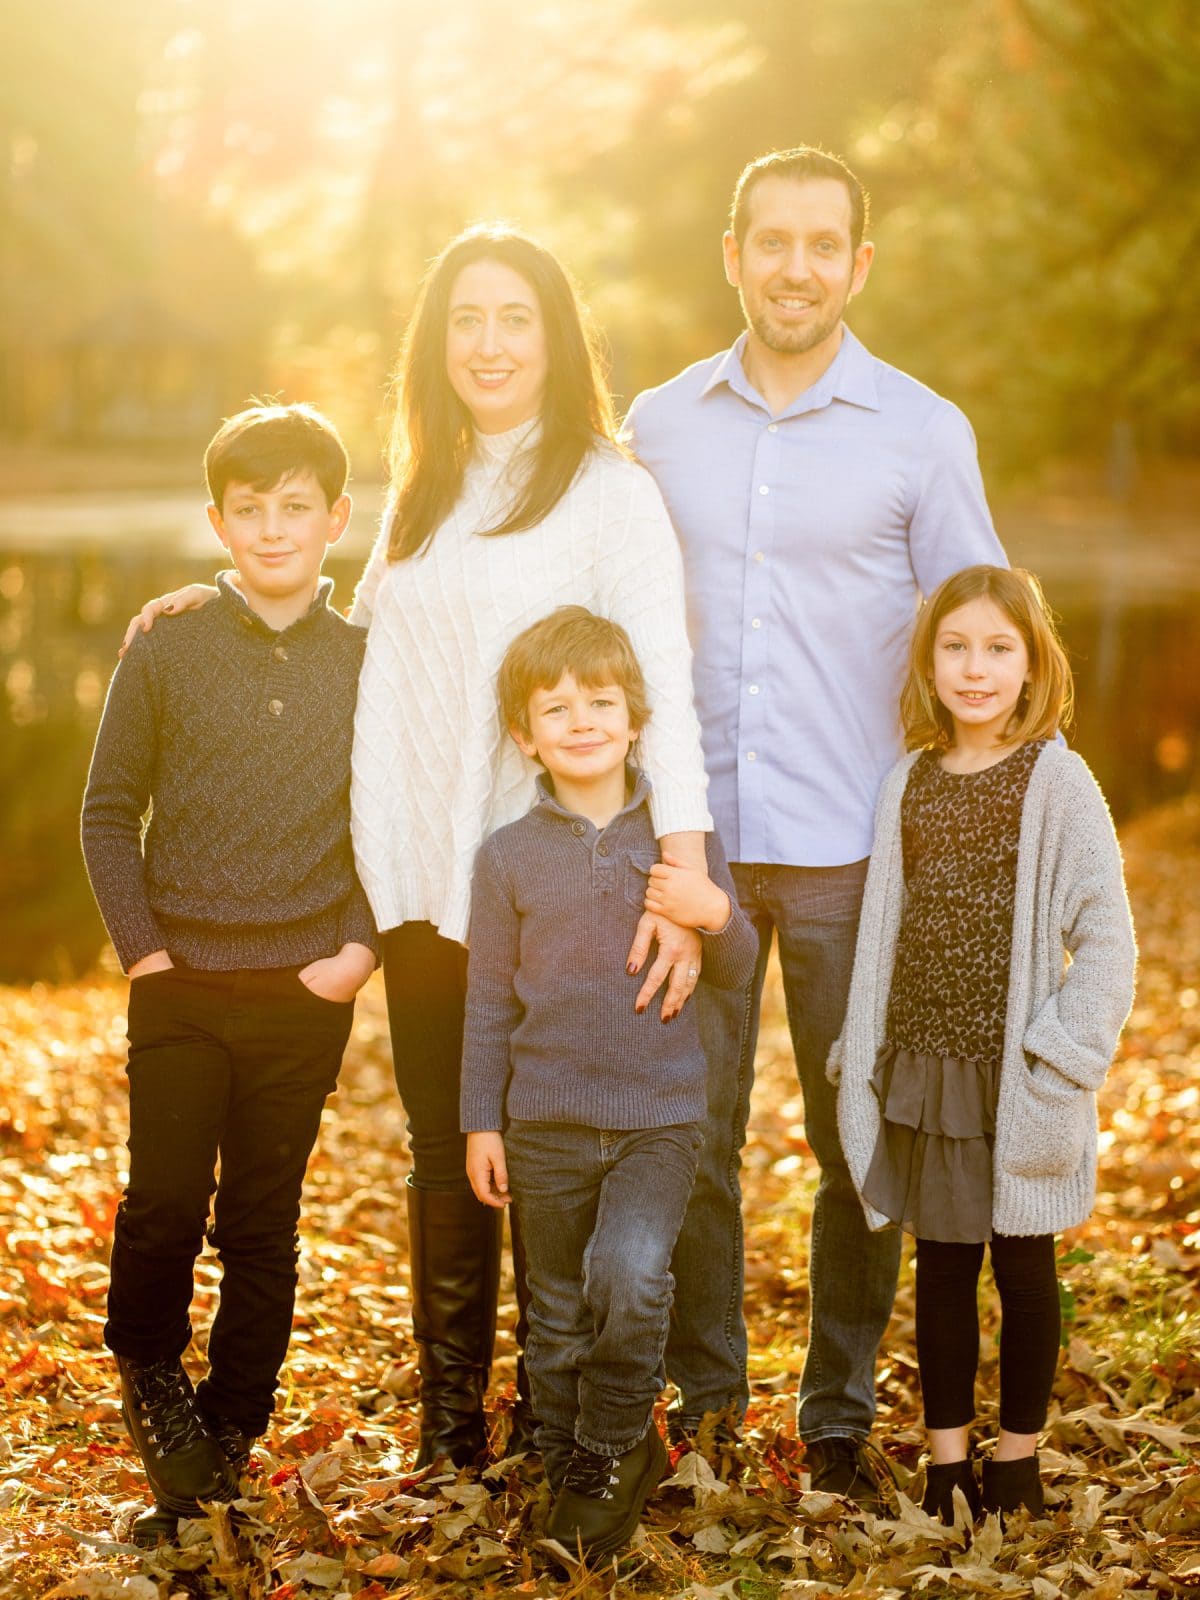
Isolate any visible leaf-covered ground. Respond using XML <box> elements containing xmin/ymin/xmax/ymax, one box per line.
<box><xmin>1</xmin><ymin>799</ymin><xmax>1196</xmax><ymax>1598</ymax></box>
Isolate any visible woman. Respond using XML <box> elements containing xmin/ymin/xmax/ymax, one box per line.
<box><xmin>126</xmin><ymin>224</ymin><xmax>713</xmax><ymax>1469</ymax></box>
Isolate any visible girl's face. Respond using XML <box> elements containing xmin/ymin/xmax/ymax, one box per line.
<box><xmin>445</xmin><ymin>259</ymin><xmax>549</xmax><ymax>434</ymax></box>
<box><xmin>932</xmin><ymin>595</ymin><xmax>1032</xmax><ymax>745</ymax></box>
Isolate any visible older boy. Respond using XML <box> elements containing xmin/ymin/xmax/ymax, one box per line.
<box><xmin>81</xmin><ymin>402</ymin><xmax>377</xmax><ymax>1544</ymax></box>
<box><xmin>460</xmin><ymin>607</ymin><xmax>756</xmax><ymax>1559</ymax></box>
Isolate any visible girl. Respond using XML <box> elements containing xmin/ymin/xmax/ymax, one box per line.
<box><xmin>830</xmin><ymin>565</ymin><xmax>1135</xmax><ymax>1524</ymax></box>
<box><xmin>121</xmin><ymin>225</ymin><xmax>712</xmax><ymax>1470</ymax></box>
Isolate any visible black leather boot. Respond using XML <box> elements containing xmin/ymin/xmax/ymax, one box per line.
<box><xmin>506</xmin><ymin>1207</ymin><xmax>540</xmax><ymax>1457</ymax></box>
<box><xmin>546</xmin><ymin>1427</ymin><xmax>668</xmax><ymax>1558</ymax></box>
<box><xmin>981</xmin><ymin>1454</ymin><xmax>1044</xmax><ymax>1519</ymax></box>
<box><xmin>921</xmin><ymin>1457</ymin><xmax>982</xmax><ymax>1525</ymax></box>
<box><xmin>407</xmin><ymin>1180</ymin><xmax>502</xmax><ymax>1468</ymax></box>
<box><xmin>117</xmin><ymin>1355</ymin><xmax>236</xmax><ymax>1514</ymax></box>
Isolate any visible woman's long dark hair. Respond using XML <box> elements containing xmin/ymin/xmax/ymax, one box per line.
<box><xmin>386</xmin><ymin>224</ymin><xmax>620</xmax><ymax>561</ymax></box>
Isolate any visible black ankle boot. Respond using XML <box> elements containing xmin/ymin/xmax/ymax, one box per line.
<box><xmin>546</xmin><ymin>1427</ymin><xmax>668</xmax><ymax>1557</ymax></box>
<box><xmin>117</xmin><ymin>1356</ymin><xmax>235</xmax><ymax>1514</ymax></box>
<box><xmin>921</xmin><ymin>1458</ymin><xmax>982</xmax><ymax>1525</ymax></box>
<box><xmin>981</xmin><ymin>1455</ymin><xmax>1044</xmax><ymax>1519</ymax></box>
<box><xmin>407</xmin><ymin>1180</ymin><xmax>502</xmax><ymax>1468</ymax></box>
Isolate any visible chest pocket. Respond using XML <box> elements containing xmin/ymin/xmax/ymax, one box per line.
<box><xmin>624</xmin><ymin>851</ymin><xmax>659</xmax><ymax>911</ymax></box>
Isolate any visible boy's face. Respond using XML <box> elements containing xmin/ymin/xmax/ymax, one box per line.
<box><xmin>207</xmin><ymin>470</ymin><xmax>350</xmax><ymax>617</ymax></box>
<box><xmin>512</xmin><ymin>672</ymin><xmax>638</xmax><ymax>789</ymax></box>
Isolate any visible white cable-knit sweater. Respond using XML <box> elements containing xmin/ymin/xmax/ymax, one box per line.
<box><xmin>349</xmin><ymin>423</ymin><xmax>712</xmax><ymax>944</ymax></box>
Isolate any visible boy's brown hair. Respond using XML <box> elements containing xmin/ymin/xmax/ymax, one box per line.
<box><xmin>901</xmin><ymin>565</ymin><xmax>1074</xmax><ymax>751</ymax></box>
<box><xmin>205</xmin><ymin>401</ymin><xmax>350</xmax><ymax>511</ymax></box>
<box><xmin>499</xmin><ymin>606</ymin><xmax>650</xmax><ymax>741</ymax></box>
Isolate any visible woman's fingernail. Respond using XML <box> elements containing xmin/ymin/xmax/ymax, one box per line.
<box><xmin>164</xmin><ymin>604</ymin><xmax>174</xmax><ymax>612</ymax></box>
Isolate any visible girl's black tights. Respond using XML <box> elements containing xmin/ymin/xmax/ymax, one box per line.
<box><xmin>915</xmin><ymin>1233</ymin><xmax>1060</xmax><ymax>1434</ymax></box>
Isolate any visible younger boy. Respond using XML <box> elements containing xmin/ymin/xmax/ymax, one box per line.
<box><xmin>460</xmin><ymin>606</ymin><xmax>756</xmax><ymax>1558</ymax></box>
<box><xmin>81</xmin><ymin>402</ymin><xmax>377</xmax><ymax>1544</ymax></box>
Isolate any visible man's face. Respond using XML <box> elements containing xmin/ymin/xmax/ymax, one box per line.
<box><xmin>723</xmin><ymin>176</ymin><xmax>873</xmax><ymax>358</ymax></box>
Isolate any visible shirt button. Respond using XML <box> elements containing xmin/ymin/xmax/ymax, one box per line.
<box><xmin>571</xmin><ymin>821</ymin><xmax>586</xmax><ymax>836</ymax></box>
<box><xmin>767</xmin><ymin>423</ymin><xmax>779</xmax><ymax>433</ymax></box>
<box><xmin>748</xmin><ymin>684</ymin><xmax>759</xmax><ymax>695</ymax></box>
<box><xmin>753</xmin><ymin>551</ymin><xmax>765</xmax><ymax>563</ymax></box>
<box><xmin>751</xmin><ymin>618</ymin><xmax>761</xmax><ymax>628</ymax></box>
<box><xmin>747</xmin><ymin>751</ymin><xmax>757</xmax><ymax>761</ymax></box>
<box><xmin>758</xmin><ymin>484</ymin><xmax>769</xmax><ymax>496</ymax></box>
<box><xmin>267</xmin><ymin>699</ymin><xmax>283</xmax><ymax>716</ymax></box>
<box><xmin>597</xmin><ymin>842</ymin><xmax>609</xmax><ymax>856</ymax></box>
<box><xmin>273</xmin><ymin>645</ymin><xmax>288</xmax><ymax>663</ymax></box>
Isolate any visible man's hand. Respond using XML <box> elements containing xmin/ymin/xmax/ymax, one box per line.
<box><xmin>627</xmin><ymin>913</ymin><xmax>703</xmax><ymax>1022</ymax></box>
<box><xmin>646</xmin><ymin>851</ymin><xmax>731</xmax><ymax>931</ymax></box>
<box><xmin>298</xmin><ymin>942</ymin><xmax>376</xmax><ymax>1004</ymax></box>
<box><xmin>128</xmin><ymin>950</ymin><xmax>174</xmax><ymax>978</ymax></box>
<box><xmin>466</xmin><ymin>1132</ymin><xmax>511</xmax><ymax>1208</ymax></box>
<box><xmin>119</xmin><ymin>584</ymin><xmax>219</xmax><ymax>656</ymax></box>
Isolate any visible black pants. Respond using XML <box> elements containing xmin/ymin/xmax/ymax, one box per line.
<box><xmin>915</xmin><ymin>1233</ymin><xmax>1060</xmax><ymax>1435</ymax></box>
<box><xmin>382</xmin><ymin>922</ymin><xmax>472</xmax><ymax>1192</ymax></box>
<box><xmin>106</xmin><ymin>966</ymin><xmax>351</xmax><ymax>1436</ymax></box>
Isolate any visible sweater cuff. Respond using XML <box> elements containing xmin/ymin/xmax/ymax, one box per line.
<box><xmin>648</xmin><ymin>784</ymin><xmax>713</xmax><ymax>840</ymax></box>
<box><xmin>1022</xmin><ymin>1002</ymin><xmax>1113</xmax><ymax>1092</ymax></box>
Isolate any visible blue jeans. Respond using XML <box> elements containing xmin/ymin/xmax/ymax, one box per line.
<box><xmin>664</xmin><ymin>859</ymin><xmax>902</xmax><ymax>1442</ymax></box>
<box><xmin>506</xmin><ymin>1120</ymin><xmax>703</xmax><ymax>1487</ymax></box>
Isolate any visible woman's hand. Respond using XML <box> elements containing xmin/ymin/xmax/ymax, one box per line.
<box><xmin>646</xmin><ymin>852</ymin><xmax>731</xmax><ymax>932</ymax></box>
<box><xmin>627</xmin><ymin>914</ymin><xmax>703</xmax><ymax>1021</ymax></box>
<box><xmin>466</xmin><ymin>1132</ymin><xmax>511</xmax><ymax>1208</ymax></box>
<box><xmin>119</xmin><ymin>584</ymin><xmax>219</xmax><ymax>655</ymax></box>
<box><xmin>298</xmin><ymin>942</ymin><xmax>376</xmax><ymax>1004</ymax></box>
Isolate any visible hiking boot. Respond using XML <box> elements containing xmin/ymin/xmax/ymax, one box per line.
<box><xmin>205</xmin><ymin>1414</ymin><xmax>255</xmax><ymax>1473</ymax></box>
<box><xmin>921</xmin><ymin>1457</ymin><xmax>982</xmax><ymax>1525</ymax></box>
<box><xmin>129</xmin><ymin>1502</ymin><xmax>178</xmax><ymax>1549</ymax></box>
<box><xmin>981</xmin><ymin>1454</ymin><xmax>1044</xmax><ymax>1520</ymax></box>
<box><xmin>806</xmin><ymin>1435</ymin><xmax>889</xmax><ymax>1513</ymax></box>
<box><xmin>546</xmin><ymin>1427</ymin><xmax>668</xmax><ymax>1557</ymax></box>
<box><xmin>117</xmin><ymin>1355</ymin><xmax>236</xmax><ymax>1515</ymax></box>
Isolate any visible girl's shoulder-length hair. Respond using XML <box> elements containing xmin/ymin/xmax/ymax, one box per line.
<box><xmin>900</xmin><ymin>564</ymin><xmax>1074</xmax><ymax>751</ymax></box>
<box><xmin>385</xmin><ymin>224</ymin><xmax>621</xmax><ymax>561</ymax></box>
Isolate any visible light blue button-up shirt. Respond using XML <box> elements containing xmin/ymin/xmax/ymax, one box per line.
<box><xmin>626</xmin><ymin>327</ymin><xmax>1007</xmax><ymax>867</ymax></box>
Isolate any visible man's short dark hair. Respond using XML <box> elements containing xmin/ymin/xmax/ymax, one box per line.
<box><xmin>204</xmin><ymin>401</ymin><xmax>350</xmax><ymax>510</ymax></box>
<box><xmin>730</xmin><ymin>147</ymin><xmax>869</xmax><ymax>251</ymax></box>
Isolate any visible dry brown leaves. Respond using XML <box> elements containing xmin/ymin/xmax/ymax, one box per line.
<box><xmin>0</xmin><ymin>800</ymin><xmax>1196</xmax><ymax>1598</ymax></box>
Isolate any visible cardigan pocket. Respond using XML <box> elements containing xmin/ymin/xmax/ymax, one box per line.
<box><xmin>1005</xmin><ymin>1059</ymin><xmax>1090</xmax><ymax>1179</ymax></box>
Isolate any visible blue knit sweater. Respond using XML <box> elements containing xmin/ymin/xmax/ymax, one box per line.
<box><xmin>460</xmin><ymin>771</ymin><xmax>757</xmax><ymax>1132</ymax></box>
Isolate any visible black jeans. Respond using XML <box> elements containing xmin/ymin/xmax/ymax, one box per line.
<box><xmin>106</xmin><ymin>966</ymin><xmax>351</xmax><ymax>1435</ymax></box>
<box><xmin>382</xmin><ymin>922</ymin><xmax>472</xmax><ymax>1193</ymax></box>
<box><xmin>915</xmin><ymin>1233</ymin><xmax>1061</xmax><ymax>1434</ymax></box>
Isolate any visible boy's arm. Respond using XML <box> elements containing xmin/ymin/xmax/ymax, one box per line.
<box><xmin>466</xmin><ymin>1132</ymin><xmax>510</xmax><ymax>1208</ymax></box>
<box><xmin>80</xmin><ymin>640</ymin><xmax>170</xmax><ymax>973</ymax></box>
<box><xmin>459</xmin><ymin>844</ymin><xmax>524</xmax><ymax>1135</ymax></box>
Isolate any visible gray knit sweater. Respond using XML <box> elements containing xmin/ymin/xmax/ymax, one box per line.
<box><xmin>831</xmin><ymin>742</ymin><xmax>1136</xmax><ymax>1238</ymax></box>
<box><xmin>460</xmin><ymin>772</ymin><xmax>757</xmax><ymax>1132</ymax></box>
<box><xmin>81</xmin><ymin>573</ymin><xmax>377</xmax><ymax>973</ymax></box>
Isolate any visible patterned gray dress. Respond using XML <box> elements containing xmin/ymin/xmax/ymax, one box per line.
<box><xmin>862</xmin><ymin>740</ymin><xmax>1043</xmax><ymax>1242</ymax></box>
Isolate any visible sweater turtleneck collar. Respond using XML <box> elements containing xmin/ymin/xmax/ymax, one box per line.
<box><xmin>472</xmin><ymin>415</ymin><xmax>542</xmax><ymax>467</ymax></box>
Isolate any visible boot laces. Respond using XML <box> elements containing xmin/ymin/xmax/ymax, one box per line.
<box><xmin>129</xmin><ymin>1361</ymin><xmax>210</xmax><ymax>1458</ymax></box>
<box><xmin>562</xmin><ymin>1445</ymin><xmax>621</xmax><ymax>1500</ymax></box>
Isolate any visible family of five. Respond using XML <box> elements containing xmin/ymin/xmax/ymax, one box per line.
<box><xmin>81</xmin><ymin>146</ymin><xmax>1136</xmax><ymax>1554</ymax></box>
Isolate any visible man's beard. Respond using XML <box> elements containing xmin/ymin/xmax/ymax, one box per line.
<box><xmin>746</xmin><ymin>287</ymin><xmax>850</xmax><ymax>356</ymax></box>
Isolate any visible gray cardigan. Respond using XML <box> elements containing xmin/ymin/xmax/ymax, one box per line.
<box><xmin>830</xmin><ymin>742</ymin><xmax>1136</xmax><ymax>1238</ymax></box>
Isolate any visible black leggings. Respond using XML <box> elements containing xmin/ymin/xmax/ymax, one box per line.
<box><xmin>915</xmin><ymin>1233</ymin><xmax>1060</xmax><ymax>1435</ymax></box>
<box><xmin>382</xmin><ymin>921</ymin><xmax>472</xmax><ymax>1193</ymax></box>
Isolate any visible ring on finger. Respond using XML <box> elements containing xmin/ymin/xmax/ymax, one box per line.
<box><xmin>686</xmin><ymin>967</ymin><xmax>698</xmax><ymax>979</ymax></box>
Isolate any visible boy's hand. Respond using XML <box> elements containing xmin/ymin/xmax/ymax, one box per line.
<box><xmin>128</xmin><ymin>950</ymin><xmax>174</xmax><ymax>978</ymax></box>
<box><xmin>466</xmin><ymin>1132</ymin><xmax>511</xmax><ymax>1208</ymax></box>
<box><xmin>645</xmin><ymin>852</ymin><xmax>732</xmax><ymax>933</ymax></box>
<box><xmin>627</xmin><ymin>914</ymin><xmax>703</xmax><ymax>1021</ymax></box>
<box><xmin>119</xmin><ymin>584</ymin><xmax>219</xmax><ymax>656</ymax></box>
<box><xmin>298</xmin><ymin>942</ymin><xmax>376</xmax><ymax>1003</ymax></box>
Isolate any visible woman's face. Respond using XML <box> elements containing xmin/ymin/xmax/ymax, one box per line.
<box><xmin>445</xmin><ymin>259</ymin><xmax>549</xmax><ymax>434</ymax></box>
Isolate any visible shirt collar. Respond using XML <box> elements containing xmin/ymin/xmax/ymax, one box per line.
<box><xmin>534</xmin><ymin>765</ymin><xmax>652</xmax><ymax>827</ymax></box>
<box><xmin>700</xmin><ymin>325</ymin><xmax>880</xmax><ymax>418</ymax></box>
<box><xmin>216</xmin><ymin>569</ymin><xmax>335</xmax><ymax>637</ymax></box>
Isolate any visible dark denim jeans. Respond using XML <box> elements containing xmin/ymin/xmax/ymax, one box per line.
<box><xmin>106</xmin><ymin>966</ymin><xmax>351</xmax><ymax>1435</ymax></box>
<box><xmin>506</xmin><ymin>1119</ymin><xmax>702</xmax><ymax>1486</ymax></box>
<box><xmin>665</xmin><ymin>859</ymin><xmax>902</xmax><ymax>1442</ymax></box>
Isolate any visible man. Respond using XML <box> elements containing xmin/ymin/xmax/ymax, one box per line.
<box><xmin>626</xmin><ymin>146</ymin><xmax>1007</xmax><ymax>1508</ymax></box>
